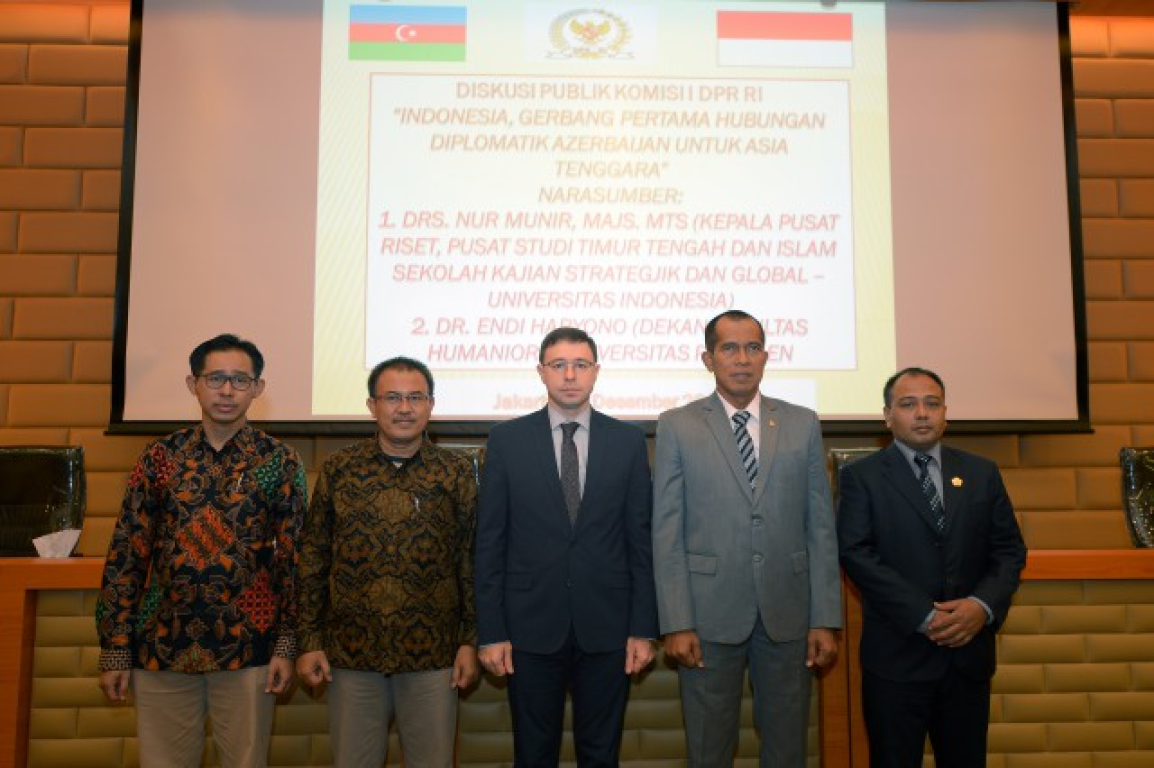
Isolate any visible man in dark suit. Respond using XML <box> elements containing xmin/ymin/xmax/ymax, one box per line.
<box><xmin>653</xmin><ymin>309</ymin><xmax>842</xmax><ymax>767</ymax></box>
<box><xmin>475</xmin><ymin>326</ymin><xmax>657</xmax><ymax>767</ymax></box>
<box><xmin>837</xmin><ymin>367</ymin><xmax>1027</xmax><ymax>768</ymax></box>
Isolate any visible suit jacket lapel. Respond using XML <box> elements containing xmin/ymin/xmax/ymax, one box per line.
<box><xmin>939</xmin><ymin>447</ymin><xmax>969</xmax><ymax>536</ymax></box>
<box><xmin>529</xmin><ymin>408</ymin><xmax>569</xmax><ymax>522</ymax></box>
<box><xmin>703</xmin><ymin>394</ymin><xmax>755</xmax><ymax>502</ymax></box>
<box><xmin>881</xmin><ymin>443</ymin><xmax>944</xmax><ymax>536</ymax></box>
<box><xmin>753</xmin><ymin>396</ymin><xmax>779</xmax><ymax>503</ymax></box>
<box><xmin>578</xmin><ymin>411</ymin><xmax>609</xmax><ymax>527</ymax></box>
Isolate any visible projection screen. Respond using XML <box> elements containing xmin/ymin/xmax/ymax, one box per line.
<box><xmin>111</xmin><ymin>0</ymin><xmax>1087</xmax><ymax>434</ymax></box>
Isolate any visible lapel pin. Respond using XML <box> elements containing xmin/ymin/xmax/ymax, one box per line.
<box><xmin>951</xmin><ymin>477</ymin><xmax>963</xmax><ymax>487</ymax></box>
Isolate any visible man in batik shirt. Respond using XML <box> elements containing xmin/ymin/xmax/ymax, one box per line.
<box><xmin>296</xmin><ymin>356</ymin><xmax>479</xmax><ymax>768</ymax></box>
<box><xmin>97</xmin><ymin>333</ymin><xmax>306</xmax><ymax>768</ymax></box>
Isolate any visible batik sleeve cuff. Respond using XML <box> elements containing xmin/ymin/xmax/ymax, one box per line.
<box><xmin>274</xmin><ymin>634</ymin><xmax>298</xmax><ymax>660</ymax></box>
<box><xmin>98</xmin><ymin>647</ymin><xmax>133</xmax><ymax>672</ymax></box>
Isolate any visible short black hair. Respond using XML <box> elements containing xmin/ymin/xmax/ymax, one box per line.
<box><xmin>883</xmin><ymin>367</ymin><xmax>946</xmax><ymax>407</ymax></box>
<box><xmin>189</xmin><ymin>334</ymin><xmax>265</xmax><ymax>378</ymax></box>
<box><xmin>367</xmin><ymin>356</ymin><xmax>435</xmax><ymax>398</ymax></box>
<box><xmin>703</xmin><ymin>310</ymin><xmax>766</xmax><ymax>353</ymax></box>
<box><xmin>539</xmin><ymin>327</ymin><xmax>598</xmax><ymax>363</ymax></box>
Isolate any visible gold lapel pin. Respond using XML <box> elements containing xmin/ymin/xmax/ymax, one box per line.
<box><xmin>951</xmin><ymin>477</ymin><xmax>963</xmax><ymax>487</ymax></box>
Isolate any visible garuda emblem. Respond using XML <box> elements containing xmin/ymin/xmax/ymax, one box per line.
<box><xmin>548</xmin><ymin>9</ymin><xmax>633</xmax><ymax>60</ymax></box>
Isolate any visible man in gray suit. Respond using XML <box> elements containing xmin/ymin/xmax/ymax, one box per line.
<box><xmin>653</xmin><ymin>309</ymin><xmax>842</xmax><ymax>768</ymax></box>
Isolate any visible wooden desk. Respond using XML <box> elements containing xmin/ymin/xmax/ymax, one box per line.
<box><xmin>0</xmin><ymin>558</ymin><xmax>104</xmax><ymax>768</ymax></box>
<box><xmin>1022</xmin><ymin>549</ymin><xmax>1154</xmax><ymax>579</ymax></box>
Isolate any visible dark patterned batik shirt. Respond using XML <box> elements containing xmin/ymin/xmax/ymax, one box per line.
<box><xmin>298</xmin><ymin>437</ymin><xmax>478</xmax><ymax>674</ymax></box>
<box><xmin>96</xmin><ymin>425</ymin><xmax>307</xmax><ymax>673</ymax></box>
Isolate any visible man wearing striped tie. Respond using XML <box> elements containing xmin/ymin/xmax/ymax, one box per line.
<box><xmin>652</xmin><ymin>309</ymin><xmax>843</xmax><ymax>768</ymax></box>
<box><xmin>837</xmin><ymin>367</ymin><xmax>1026</xmax><ymax>768</ymax></box>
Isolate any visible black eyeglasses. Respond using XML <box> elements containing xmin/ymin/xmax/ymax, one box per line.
<box><xmin>199</xmin><ymin>373</ymin><xmax>257</xmax><ymax>391</ymax></box>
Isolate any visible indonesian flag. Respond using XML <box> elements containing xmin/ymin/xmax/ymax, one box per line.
<box><xmin>349</xmin><ymin>5</ymin><xmax>467</xmax><ymax>62</ymax></box>
<box><xmin>717</xmin><ymin>11</ymin><xmax>852</xmax><ymax>69</ymax></box>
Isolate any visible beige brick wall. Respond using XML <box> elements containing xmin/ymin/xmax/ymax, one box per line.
<box><xmin>1</xmin><ymin>4</ymin><xmax>1150</xmax><ymax>556</ymax></box>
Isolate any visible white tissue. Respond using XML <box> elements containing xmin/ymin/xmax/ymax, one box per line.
<box><xmin>32</xmin><ymin>528</ymin><xmax>81</xmax><ymax>558</ymax></box>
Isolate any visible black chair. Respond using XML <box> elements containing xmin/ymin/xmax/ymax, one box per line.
<box><xmin>445</xmin><ymin>444</ymin><xmax>485</xmax><ymax>486</ymax></box>
<box><xmin>0</xmin><ymin>446</ymin><xmax>86</xmax><ymax>556</ymax></box>
<box><xmin>829</xmin><ymin>447</ymin><xmax>879</xmax><ymax>503</ymax></box>
<box><xmin>1120</xmin><ymin>447</ymin><xmax>1154</xmax><ymax>548</ymax></box>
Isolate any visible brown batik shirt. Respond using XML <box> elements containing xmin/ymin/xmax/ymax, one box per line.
<box><xmin>297</xmin><ymin>437</ymin><xmax>478</xmax><ymax>673</ymax></box>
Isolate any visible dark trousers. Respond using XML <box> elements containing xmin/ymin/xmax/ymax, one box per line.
<box><xmin>507</xmin><ymin>628</ymin><xmax>629</xmax><ymax>768</ymax></box>
<box><xmin>863</xmin><ymin>667</ymin><xmax>992</xmax><ymax>768</ymax></box>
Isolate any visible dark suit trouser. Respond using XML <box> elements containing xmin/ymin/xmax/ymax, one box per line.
<box><xmin>507</xmin><ymin>628</ymin><xmax>629</xmax><ymax>768</ymax></box>
<box><xmin>678</xmin><ymin>617</ymin><xmax>810</xmax><ymax>768</ymax></box>
<box><xmin>863</xmin><ymin>668</ymin><xmax>991</xmax><ymax>768</ymax></box>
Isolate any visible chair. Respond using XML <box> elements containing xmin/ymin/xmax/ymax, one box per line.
<box><xmin>1120</xmin><ymin>447</ymin><xmax>1154</xmax><ymax>548</ymax></box>
<box><xmin>443</xmin><ymin>444</ymin><xmax>485</xmax><ymax>486</ymax></box>
<box><xmin>0</xmin><ymin>446</ymin><xmax>86</xmax><ymax>556</ymax></box>
<box><xmin>829</xmin><ymin>447</ymin><xmax>879</xmax><ymax>503</ymax></box>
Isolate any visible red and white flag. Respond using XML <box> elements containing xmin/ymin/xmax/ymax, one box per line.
<box><xmin>717</xmin><ymin>11</ymin><xmax>852</xmax><ymax>68</ymax></box>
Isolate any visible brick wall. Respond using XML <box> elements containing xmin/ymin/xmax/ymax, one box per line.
<box><xmin>1</xmin><ymin>3</ymin><xmax>1152</xmax><ymax>553</ymax></box>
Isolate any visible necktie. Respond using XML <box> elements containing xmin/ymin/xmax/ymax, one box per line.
<box><xmin>913</xmin><ymin>452</ymin><xmax>945</xmax><ymax>532</ymax></box>
<box><xmin>561</xmin><ymin>422</ymin><xmax>581</xmax><ymax>523</ymax></box>
<box><xmin>732</xmin><ymin>410</ymin><xmax>757</xmax><ymax>490</ymax></box>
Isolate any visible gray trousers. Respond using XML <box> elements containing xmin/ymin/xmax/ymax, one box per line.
<box><xmin>329</xmin><ymin>666</ymin><xmax>458</xmax><ymax>768</ymax></box>
<box><xmin>678</xmin><ymin>617</ymin><xmax>812</xmax><ymax>768</ymax></box>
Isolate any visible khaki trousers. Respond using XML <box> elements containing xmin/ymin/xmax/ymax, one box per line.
<box><xmin>132</xmin><ymin>666</ymin><xmax>275</xmax><ymax>768</ymax></box>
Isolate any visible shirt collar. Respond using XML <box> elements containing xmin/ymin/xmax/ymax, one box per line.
<box><xmin>893</xmin><ymin>439</ymin><xmax>942</xmax><ymax>466</ymax></box>
<box><xmin>192</xmin><ymin>423</ymin><xmax>253</xmax><ymax>453</ymax></box>
<box><xmin>715</xmin><ymin>392</ymin><xmax>761</xmax><ymax>425</ymax></box>
<box><xmin>548</xmin><ymin>405</ymin><xmax>591</xmax><ymax>431</ymax></box>
<box><xmin>372</xmin><ymin>434</ymin><xmax>429</xmax><ymax>466</ymax></box>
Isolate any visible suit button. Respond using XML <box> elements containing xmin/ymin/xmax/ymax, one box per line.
<box><xmin>566</xmin><ymin>579</ymin><xmax>572</xmax><ymax>588</ymax></box>
<box><xmin>752</xmin><ymin>517</ymin><xmax>763</xmax><ymax>527</ymax></box>
<box><xmin>753</xmin><ymin>554</ymin><xmax>763</xmax><ymax>564</ymax></box>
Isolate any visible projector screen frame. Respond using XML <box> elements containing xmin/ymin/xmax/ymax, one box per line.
<box><xmin>108</xmin><ymin>0</ymin><xmax>1090</xmax><ymax>439</ymax></box>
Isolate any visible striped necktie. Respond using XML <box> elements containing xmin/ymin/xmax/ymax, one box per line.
<box><xmin>732</xmin><ymin>410</ymin><xmax>757</xmax><ymax>489</ymax></box>
<box><xmin>913</xmin><ymin>452</ymin><xmax>945</xmax><ymax>531</ymax></box>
